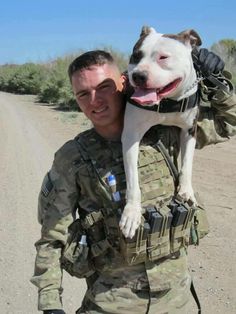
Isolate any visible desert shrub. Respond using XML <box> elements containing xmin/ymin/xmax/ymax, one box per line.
<box><xmin>0</xmin><ymin>64</ymin><xmax>19</xmax><ymax>91</ymax></box>
<box><xmin>38</xmin><ymin>55</ymin><xmax>78</xmax><ymax>110</ymax></box>
<box><xmin>211</xmin><ymin>39</ymin><xmax>236</xmax><ymax>87</ymax></box>
<box><xmin>0</xmin><ymin>63</ymin><xmax>47</xmax><ymax>94</ymax></box>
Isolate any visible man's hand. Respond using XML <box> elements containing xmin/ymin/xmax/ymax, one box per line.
<box><xmin>43</xmin><ymin>310</ymin><xmax>65</xmax><ymax>314</ymax></box>
<box><xmin>192</xmin><ymin>48</ymin><xmax>225</xmax><ymax>77</ymax></box>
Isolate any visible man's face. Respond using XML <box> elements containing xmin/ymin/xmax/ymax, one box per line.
<box><xmin>71</xmin><ymin>63</ymin><xmax>125</xmax><ymax>138</ymax></box>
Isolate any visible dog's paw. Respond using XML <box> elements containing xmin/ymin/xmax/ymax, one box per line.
<box><xmin>119</xmin><ymin>204</ymin><xmax>142</xmax><ymax>239</ymax></box>
<box><xmin>177</xmin><ymin>186</ymin><xmax>197</xmax><ymax>205</ymax></box>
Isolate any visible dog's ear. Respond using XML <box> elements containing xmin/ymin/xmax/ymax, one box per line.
<box><xmin>177</xmin><ymin>29</ymin><xmax>202</xmax><ymax>48</ymax></box>
<box><xmin>140</xmin><ymin>26</ymin><xmax>152</xmax><ymax>38</ymax></box>
<box><xmin>164</xmin><ymin>29</ymin><xmax>202</xmax><ymax>48</ymax></box>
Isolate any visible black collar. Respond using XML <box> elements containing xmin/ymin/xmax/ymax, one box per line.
<box><xmin>128</xmin><ymin>91</ymin><xmax>199</xmax><ymax>113</ymax></box>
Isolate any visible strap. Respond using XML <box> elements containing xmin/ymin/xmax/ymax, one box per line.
<box><xmin>81</xmin><ymin>211</ymin><xmax>105</xmax><ymax>229</ymax></box>
<box><xmin>190</xmin><ymin>279</ymin><xmax>201</xmax><ymax>314</ymax></box>
<box><xmin>75</xmin><ymin>132</ymin><xmax>109</xmax><ymax>190</ymax></box>
<box><xmin>155</xmin><ymin>140</ymin><xmax>179</xmax><ymax>187</ymax></box>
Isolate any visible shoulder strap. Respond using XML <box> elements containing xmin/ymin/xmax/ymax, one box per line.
<box><xmin>155</xmin><ymin>140</ymin><xmax>179</xmax><ymax>188</ymax></box>
<box><xmin>74</xmin><ymin>130</ymin><xmax>109</xmax><ymax>189</ymax></box>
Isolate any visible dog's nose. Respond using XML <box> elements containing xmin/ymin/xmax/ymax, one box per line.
<box><xmin>132</xmin><ymin>71</ymin><xmax>148</xmax><ymax>87</ymax></box>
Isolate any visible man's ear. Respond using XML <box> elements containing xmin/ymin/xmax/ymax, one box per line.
<box><xmin>120</xmin><ymin>72</ymin><xmax>134</xmax><ymax>96</ymax></box>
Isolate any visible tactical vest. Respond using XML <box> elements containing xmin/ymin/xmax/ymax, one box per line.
<box><xmin>61</xmin><ymin>128</ymin><xmax>205</xmax><ymax>277</ymax></box>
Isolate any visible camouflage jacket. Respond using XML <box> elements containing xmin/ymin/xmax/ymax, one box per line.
<box><xmin>31</xmin><ymin>84</ymin><xmax>236</xmax><ymax>311</ymax></box>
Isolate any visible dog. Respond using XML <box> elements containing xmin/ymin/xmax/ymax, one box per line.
<box><xmin>120</xmin><ymin>26</ymin><xmax>202</xmax><ymax>238</ymax></box>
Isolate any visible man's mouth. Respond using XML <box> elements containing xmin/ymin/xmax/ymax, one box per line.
<box><xmin>93</xmin><ymin>107</ymin><xmax>107</xmax><ymax>114</ymax></box>
<box><xmin>131</xmin><ymin>78</ymin><xmax>182</xmax><ymax>105</ymax></box>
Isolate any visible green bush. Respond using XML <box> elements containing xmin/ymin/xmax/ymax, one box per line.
<box><xmin>38</xmin><ymin>55</ymin><xmax>78</xmax><ymax>110</ymax></box>
<box><xmin>0</xmin><ymin>65</ymin><xmax>17</xmax><ymax>92</ymax></box>
<box><xmin>0</xmin><ymin>63</ymin><xmax>47</xmax><ymax>94</ymax></box>
<box><xmin>211</xmin><ymin>39</ymin><xmax>236</xmax><ymax>88</ymax></box>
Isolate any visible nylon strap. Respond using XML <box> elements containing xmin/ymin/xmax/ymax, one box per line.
<box><xmin>155</xmin><ymin>140</ymin><xmax>179</xmax><ymax>186</ymax></box>
<box><xmin>190</xmin><ymin>280</ymin><xmax>201</xmax><ymax>314</ymax></box>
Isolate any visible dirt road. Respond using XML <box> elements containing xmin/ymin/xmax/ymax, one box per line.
<box><xmin>0</xmin><ymin>92</ymin><xmax>235</xmax><ymax>314</ymax></box>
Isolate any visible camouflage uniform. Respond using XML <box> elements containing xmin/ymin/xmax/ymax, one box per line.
<box><xmin>31</xmin><ymin>82</ymin><xmax>236</xmax><ymax>313</ymax></box>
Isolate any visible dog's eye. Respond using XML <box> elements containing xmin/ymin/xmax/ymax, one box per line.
<box><xmin>130</xmin><ymin>51</ymin><xmax>143</xmax><ymax>64</ymax></box>
<box><xmin>159</xmin><ymin>55</ymin><xmax>168</xmax><ymax>60</ymax></box>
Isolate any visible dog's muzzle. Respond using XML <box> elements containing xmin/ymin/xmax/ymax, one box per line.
<box><xmin>132</xmin><ymin>71</ymin><xmax>148</xmax><ymax>87</ymax></box>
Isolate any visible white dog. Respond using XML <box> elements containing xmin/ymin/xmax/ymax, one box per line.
<box><xmin>120</xmin><ymin>26</ymin><xmax>202</xmax><ymax>238</ymax></box>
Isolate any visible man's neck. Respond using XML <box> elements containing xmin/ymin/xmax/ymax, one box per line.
<box><xmin>94</xmin><ymin>124</ymin><xmax>123</xmax><ymax>141</ymax></box>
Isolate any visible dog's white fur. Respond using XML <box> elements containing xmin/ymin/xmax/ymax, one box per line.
<box><xmin>120</xmin><ymin>27</ymin><xmax>201</xmax><ymax>238</ymax></box>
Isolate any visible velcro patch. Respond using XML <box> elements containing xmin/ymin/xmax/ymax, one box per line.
<box><xmin>41</xmin><ymin>173</ymin><xmax>53</xmax><ymax>197</ymax></box>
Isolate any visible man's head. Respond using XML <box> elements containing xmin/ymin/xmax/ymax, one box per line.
<box><xmin>68</xmin><ymin>50</ymin><xmax>116</xmax><ymax>82</ymax></box>
<box><xmin>68</xmin><ymin>50</ymin><xmax>126</xmax><ymax>139</ymax></box>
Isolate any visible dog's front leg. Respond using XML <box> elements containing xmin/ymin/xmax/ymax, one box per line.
<box><xmin>178</xmin><ymin>129</ymin><xmax>197</xmax><ymax>204</ymax></box>
<box><xmin>120</xmin><ymin>103</ymin><xmax>157</xmax><ymax>238</ymax></box>
<box><xmin>120</xmin><ymin>132</ymin><xmax>142</xmax><ymax>239</ymax></box>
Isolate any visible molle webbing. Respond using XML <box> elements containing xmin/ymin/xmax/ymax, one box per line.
<box><xmin>74</xmin><ymin>129</ymin><xmax>193</xmax><ymax>265</ymax></box>
<box><xmin>75</xmin><ymin>129</ymin><xmax>175</xmax><ymax>210</ymax></box>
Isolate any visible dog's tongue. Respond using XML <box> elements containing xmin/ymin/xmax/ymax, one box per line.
<box><xmin>131</xmin><ymin>88</ymin><xmax>159</xmax><ymax>105</ymax></box>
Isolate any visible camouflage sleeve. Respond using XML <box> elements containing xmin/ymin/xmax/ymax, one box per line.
<box><xmin>196</xmin><ymin>72</ymin><xmax>236</xmax><ymax>149</ymax></box>
<box><xmin>30</xmin><ymin>140</ymin><xmax>81</xmax><ymax>311</ymax></box>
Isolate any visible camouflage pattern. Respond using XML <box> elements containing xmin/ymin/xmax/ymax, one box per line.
<box><xmin>196</xmin><ymin>77</ymin><xmax>236</xmax><ymax>148</ymax></box>
<box><xmin>31</xmin><ymin>85</ymin><xmax>236</xmax><ymax>312</ymax></box>
<box><xmin>77</xmin><ymin>250</ymin><xmax>191</xmax><ymax>313</ymax></box>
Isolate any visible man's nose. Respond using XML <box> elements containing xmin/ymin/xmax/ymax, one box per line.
<box><xmin>89</xmin><ymin>90</ymin><xmax>100</xmax><ymax>106</ymax></box>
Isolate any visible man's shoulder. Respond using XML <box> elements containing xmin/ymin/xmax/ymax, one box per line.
<box><xmin>54</xmin><ymin>129</ymin><xmax>93</xmax><ymax>165</ymax></box>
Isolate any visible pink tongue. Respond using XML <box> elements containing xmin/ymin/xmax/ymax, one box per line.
<box><xmin>131</xmin><ymin>88</ymin><xmax>158</xmax><ymax>105</ymax></box>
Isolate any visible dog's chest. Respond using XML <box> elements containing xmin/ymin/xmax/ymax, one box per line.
<box><xmin>153</xmin><ymin>106</ymin><xmax>198</xmax><ymax>129</ymax></box>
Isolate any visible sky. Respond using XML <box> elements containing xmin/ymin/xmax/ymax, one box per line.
<box><xmin>0</xmin><ymin>0</ymin><xmax>235</xmax><ymax>65</ymax></box>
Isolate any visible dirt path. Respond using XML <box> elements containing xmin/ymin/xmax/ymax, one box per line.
<box><xmin>0</xmin><ymin>92</ymin><xmax>235</xmax><ymax>314</ymax></box>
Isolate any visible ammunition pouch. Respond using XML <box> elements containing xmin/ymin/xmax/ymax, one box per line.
<box><xmin>60</xmin><ymin>219</ymin><xmax>95</xmax><ymax>278</ymax></box>
<box><xmin>62</xmin><ymin>200</ymin><xmax>209</xmax><ymax>275</ymax></box>
<box><xmin>120</xmin><ymin>199</ymin><xmax>197</xmax><ymax>266</ymax></box>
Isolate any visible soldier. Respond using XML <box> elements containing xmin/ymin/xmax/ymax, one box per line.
<box><xmin>31</xmin><ymin>49</ymin><xmax>236</xmax><ymax>314</ymax></box>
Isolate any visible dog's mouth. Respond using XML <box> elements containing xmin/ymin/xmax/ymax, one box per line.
<box><xmin>131</xmin><ymin>78</ymin><xmax>182</xmax><ymax>105</ymax></box>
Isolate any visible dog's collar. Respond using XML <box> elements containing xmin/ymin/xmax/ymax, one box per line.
<box><xmin>128</xmin><ymin>91</ymin><xmax>199</xmax><ymax>113</ymax></box>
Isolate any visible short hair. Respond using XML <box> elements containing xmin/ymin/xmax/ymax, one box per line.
<box><xmin>68</xmin><ymin>50</ymin><xmax>117</xmax><ymax>82</ymax></box>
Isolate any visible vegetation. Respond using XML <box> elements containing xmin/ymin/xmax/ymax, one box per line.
<box><xmin>0</xmin><ymin>63</ymin><xmax>47</xmax><ymax>95</ymax></box>
<box><xmin>211</xmin><ymin>39</ymin><xmax>236</xmax><ymax>87</ymax></box>
<box><xmin>0</xmin><ymin>41</ymin><xmax>234</xmax><ymax>110</ymax></box>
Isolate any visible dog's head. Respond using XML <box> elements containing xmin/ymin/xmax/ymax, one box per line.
<box><xmin>128</xmin><ymin>26</ymin><xmax>202</xmax><ymax>105</ymax></box>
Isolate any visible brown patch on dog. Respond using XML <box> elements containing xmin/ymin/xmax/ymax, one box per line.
<box><xmin>163</xmin><ymin>29</ymin><xmax>202</xmax><ymax>48</ymax></box>
<box><xmin>129</xmin><ymin>26</ymin><xmax>152</xmax><ymax>64</ymax></box>
<box><xmin>139</xmin><ymin>25</ymin><xmax>152</xmax><ymax>38</ymax></box>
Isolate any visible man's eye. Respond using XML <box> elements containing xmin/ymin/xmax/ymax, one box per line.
<box><xmin>77</xmin><ymin>92</ymin><xmax>88</xmax><ymax>99</ymax></box>
<box><xmin>99</xmin><ymin>84</ymin><xmax>110</xmax><ymax>90</ymax></box>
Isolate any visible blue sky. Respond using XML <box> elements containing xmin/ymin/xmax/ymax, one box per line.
<box><xmin>0</xmin><ymin>0</ymin><xmax>235</xmax><ymax>65</ymax></box>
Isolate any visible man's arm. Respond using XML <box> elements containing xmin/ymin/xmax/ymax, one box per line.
<box><xmin>196</xmin><ymin>71</ymin><xmax>236</xmax><ymax>148</ymax></box>
<box><xmin>31</xmin><ymin>140</ymin><xmax>80</xmax><ymax>311</ymax></box>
